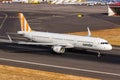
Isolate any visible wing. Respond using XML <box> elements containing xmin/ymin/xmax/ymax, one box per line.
<box><xmin>0</xmin><ymin>35</ymin><xmax>74</xmax><ymax>48</ymax></box>
<box><xmin>0</xmin><ymin>38</ymin><xmax>11</xmax><ymax>43</ymax></box>
<box><xmin>17</xmin><ymin>41</ymin><xmax>74</xmax><ymax>48</ymax></box>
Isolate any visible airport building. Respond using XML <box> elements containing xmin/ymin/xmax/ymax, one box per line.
<box><xmin>2</xmin><ymin>0</ymin><xmax>12</xmax><ymax>3</ymax></box>
<box><xmin>50</xmin><ymin>0</ymin><xmax>85</xmax><ymax>4</ymax></box>
<box><xmin>1</xmin><ymin>0</ymin><xmax>108</xmax><ymax>5</ymax></box>
<box><xmin>1</xmin><ymin>0</ymin><xmax>85</xmax><ymax>4</ymax></box>
<box><xmin>108</xmin><ymin>2</ymin><xmax>120</xmax><ymax>16</ymax></box>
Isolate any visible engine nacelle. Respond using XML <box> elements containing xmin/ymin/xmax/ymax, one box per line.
<box><xmin>52</xmin><ymin>46</ymin><xmax>65</xmax><ymax>54</ymax></box>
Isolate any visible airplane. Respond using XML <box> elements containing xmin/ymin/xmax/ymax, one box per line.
<box><xmin>11</xmin><ymin>13</ymin><xmax>112</xmax><ymax>57</ymax></box>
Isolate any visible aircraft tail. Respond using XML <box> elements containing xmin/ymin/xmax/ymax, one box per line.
<box><xmin>18</xmin><ymin>13</ymin><xmax>32</xmax><ymax>32</ymax></box>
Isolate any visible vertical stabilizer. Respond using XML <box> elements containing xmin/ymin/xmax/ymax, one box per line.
<box><xmin>18</xmin><ymin>13</ymin><xmax>32</xmax><ymax>32</ymax></box>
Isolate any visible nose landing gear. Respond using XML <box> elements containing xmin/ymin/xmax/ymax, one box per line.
<box><xmin>97</xmin><ymin>51</ymin><xmax>101</xmax><ymax>58</ymax></box>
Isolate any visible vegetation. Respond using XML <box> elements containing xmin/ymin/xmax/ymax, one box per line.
<box><xmin>0</xmin><ymin>65</ymin><xmax>100</xmax><ymax>80</ymax></box>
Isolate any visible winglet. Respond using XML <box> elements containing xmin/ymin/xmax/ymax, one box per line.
<box><xmin>18</xmin><ymin>13</ymin><xmax>32</xmax><ymax>32</ymax></box>
<box><xmin>7</xmin><ymin>34</ymin><xmax>12</xmax><ymax>43</ymax></box>
<box><xmin>87</xmin><ymin>27</ymin><xmax>91</xmax><ymax>37</ymax></box>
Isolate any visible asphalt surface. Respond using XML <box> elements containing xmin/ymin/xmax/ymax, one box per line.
<box><xmin>0</xmin><ymin>3</ymin><xmax>120</xmax><ymax>80</ymax></box>
<box><xmin>0</xmin><ymin>42</ymin><xmax>120</xmax><ymax>80</ymax></box>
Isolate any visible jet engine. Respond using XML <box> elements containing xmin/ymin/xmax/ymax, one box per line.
<box><xmin>52</xmin><ymin>46</ymin><xmax>65</xmax><ymax>54</ymax></box>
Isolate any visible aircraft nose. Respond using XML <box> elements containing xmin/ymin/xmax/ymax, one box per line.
<box><xmin>108</xmin><ymin>45</ymin><xmax>112</xmax><ymax>50</ymax></box>
<box><xmin>103</xmin><ymin>45</ymin><xmax>112</xmax><ymax>50</ymax></box>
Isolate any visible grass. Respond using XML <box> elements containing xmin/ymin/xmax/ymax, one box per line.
<box><xmin>0</xmin><ymin>65</ymin><xmax>100</xmax><ymax>80</ymax></box>
<box><xmin>69</xmin><ymin>27</ymin><xmax>120</xmax><ymax>46</ymax></box>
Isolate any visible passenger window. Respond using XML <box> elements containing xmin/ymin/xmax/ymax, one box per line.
<box><xmin>101</xmin><ymin>42</ymin><xmax>108</xmax><ymax>44</ymax></box>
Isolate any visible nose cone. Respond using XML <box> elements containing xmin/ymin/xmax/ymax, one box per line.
<box><xmin>107</xmin><ymin>45</ymin><xmax>112</xmax><ymax>50</ymax></box>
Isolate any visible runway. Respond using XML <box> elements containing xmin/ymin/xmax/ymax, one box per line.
<box><xmin>0</xmin><ymin>4</ymin><xmax>120</xmax><ymax>80</ymax></box>
<box><xmin>0</xmin><ymin>43</ymin><xmax>120</xmax><ymax>80</ymax></box>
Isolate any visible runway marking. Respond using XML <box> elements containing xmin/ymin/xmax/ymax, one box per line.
<box><xmin>0</xmin><ymin>13</ymin><xmax>8</xmax><ymax>29</ymax></box>
<box><xmin>0</xmin><ymin>58</ymin><xmax>120</xmax><ymax>77</ymax></box>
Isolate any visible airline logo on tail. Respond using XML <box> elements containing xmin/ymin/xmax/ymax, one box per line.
<box><xmin>18</xmin><ymin>13</ymin><xmax>32</xmax><ymax>32</ymax></box>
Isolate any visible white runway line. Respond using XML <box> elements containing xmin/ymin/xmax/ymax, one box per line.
<box><xmin>0</xmin><ymin>13</ymin><xmax>8</xmax><ymax>29</ymax></box>
<box><xmin>0</xmin><ymin>57</ymin><xmax>120</xmax><ymax>77</ymax></box>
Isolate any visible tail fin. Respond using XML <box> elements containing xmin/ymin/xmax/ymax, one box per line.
<box><xmin>18</xmin><ymin>13</ymin><xmax>32</xmax><ymax>32</ymax></box>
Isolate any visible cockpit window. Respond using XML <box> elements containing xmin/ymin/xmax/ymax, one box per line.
<box><xmin>101</xmin><ymin>42</ymin><xmax>109</xmax><ymax>44</ymax></box>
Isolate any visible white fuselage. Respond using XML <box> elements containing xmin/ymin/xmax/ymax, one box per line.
<box><xmin>18</xmin><ymin>31</ymin><xmax>112</xmax><ymax>51</ymax></box>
